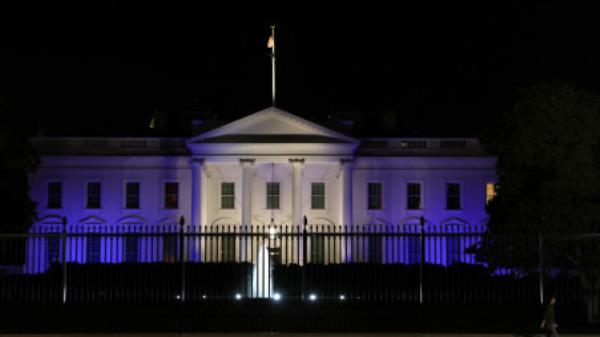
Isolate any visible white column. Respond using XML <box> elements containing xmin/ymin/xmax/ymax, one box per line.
<box><xmin>190</xmin><ymin>159</ymin><xmax>202</xmax><ymax>262</ymax></box>
<box><xmin>340</xmin><ymin>159</ymin><xmax>353</xmax><ymax>226</ymax></box>
<box><xmin>290</xmin><ymin>158</ymin><xmax>304</xmax><ymax>266</ymax></box>
<box><xmin>240</xmin><ymin>159</ymin><xmax>255</xmax><ymax>226</ymax></box>
<box><xmin>289</xmin><ymin>158</ymin><xmax>305</xmax><ymax>226</ymax></box>
<box><xmin>190</xmin><ymin>159</ymin><xmax>202</xmax><ymax>227</ymax></box>
<box><xmin>340</xmin><ymin>158</ymin><xmax>353</xmax><ymax>262</ymax></box>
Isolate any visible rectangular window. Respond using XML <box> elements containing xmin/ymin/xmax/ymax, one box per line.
<box><xmin>125</xmin><ymin>182</ymin><xmax>140</xmax><ymax>209</ymax></box>
<box><xmin>408</xmin><ymin>236</ymin><xmax>421</xmax><ymax>264</ymax></box>
<box><xmin>310</xmin><ymin>235</ymin><xmax>325</xmax><ymax>263</ymax></box>
<box><xmin>407</xmin><ymin>183</ymin><xmax>421</xmax><ymax>210</ymax></box>
<box><xmin>446</xmin><ymin>183</ymin><xmax>461</xmax><ymax>210</ymax></box>
<box><xmin>221</xmin><ymin>182</ymin><xmax>235</xmax><ymax>209</ymax></box>
<box><xmin>311</xmin><ymin>183</ymin><xmax>325</xmax><ymax>209</ymax></box>
<box><xmin>47</xmin><ymin>182</ymin><xmax>62</xmax><ymax>209</ymax></box>
<box><xmin>486</xmin><ymin>182</ymin><xmax>498</xmax><ymax>205</ymax></box>
<box><xmin>220</xmin><ymin>236</ymin><xmax>236</xmax><ymax>262</ymax></box>
<box><xmin>368</xmin><ymin>236</ymin><xmax>383</xmax><ymax>263</ymax></box>
<box><xmin>447</xmin><ymin>236</ymin><xmax>461</xmax><ymax>265</ymax></box>
<box><xmin>124</xmin><ymin>236</ymin><xmax>139</xmax><ymax>263</ymax></box>
<box><xmin>46</xmin><ymin>236</ymin><xmax>61</xmax><ymax>265</ymax></box>
<box><xmin>266</xmin><ymin>182</ymin><xmax>280</xmax><ymax>209</ymax></box>
<box><xmin>367</xmin><ymin>182</ymin><xmax>382</xmax><ymax>210</ymax></box>
<box><xmin>163</xmin><ymin>235</ymin><xmax>177</xmax><ymax>263</ymax></box>
<box><xmin>164</xmin><ymin>182</ymin><xmax>178</xmax><ymax>209</ymax></box>
<box><xmin>87</xmin><ymin>236</ymin><xmax>101</xmax><ymax>263</ymax></box>
<box><xmin>86</xmin><ymin>182</ymin><xmax>101</xmax><ymax>209</ymax></box>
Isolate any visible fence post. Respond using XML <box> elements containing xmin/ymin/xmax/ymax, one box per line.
<box><xmin>61</xmin><ymin>216</ymin><xmax>68</xmax><ymax>304</ymax></box>
<box><xmin>179</xmin><ymin>216</ymin><xmax>186</xmax><ymax>304</ymax></box>
<box><xmin>419</xmin><ymin>216</ymin><xmax>425</xmax><ymax>305</ymax></box>
<box><xmin>302</xmin><ymin>223</ymin><xmax>307</xmax><ymax>301</ymax></box>
<box><xmin>538</xmin><ymin>230</ymin><xmax>544</xmax><ymax>305</ymax></box>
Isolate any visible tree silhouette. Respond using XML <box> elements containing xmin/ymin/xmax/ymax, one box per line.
<box><xmin>478</xmin><ymin>83</ymin><xmax>600</xmax><ymax>322</ymax></box>
<box><xmin>0</xmin><ymin>97</ymin><xmax>39</xmax><ymax>233</ymax></box>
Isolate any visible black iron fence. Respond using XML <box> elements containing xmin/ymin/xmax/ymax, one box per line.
<box><xmin>0</xmin><ymin>224</ymin><xmax>597</xmax><ymax>315</ymax></box>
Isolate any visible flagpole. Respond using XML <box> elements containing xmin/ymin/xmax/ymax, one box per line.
<box><xmin>270</xmin><ymin>25</ymin><xmax>276</xmax><ymax>106</ymax></box>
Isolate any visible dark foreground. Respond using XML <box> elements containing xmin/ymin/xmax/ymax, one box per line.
<box><xmin>0</xmin><ymin>302</ymin><xmax>598</xmax><ymax>335</ymax></box>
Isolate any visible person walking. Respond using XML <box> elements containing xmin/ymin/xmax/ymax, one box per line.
<box><xmin>540</xmin><ymin>295</ymin><xmax>558</xmax><ymax>337</ymax></box>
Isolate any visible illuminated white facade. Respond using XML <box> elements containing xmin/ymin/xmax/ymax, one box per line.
<box><xmin>30</xmin><ymin>107</ymin><xmax>496</xmax><ymax>229</ymax></box>
<box><xmin>25</xmin><ymin>107</ymin><xmax>496</xmax><ymax>277</ymax></box>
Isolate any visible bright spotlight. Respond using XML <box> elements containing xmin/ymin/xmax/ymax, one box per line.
<box><xmin>175</xmin><ymin>294</ymin><xmax>181</xmax><ymax>300</ymax></box>
<box><xmin>309</xmin><ymin>293</ymin><xmax>317</xmax><ymax>301</ymax></box>
<box><xmin>272</xmin><ymin>292</ymin><xmax>282</xmax><ymax>301</ymax></box>
<box><xmin>235</xmin><ymin>293</ymin><xmax>242</xmax><ymax>300</ymax></box>
<box><xmin>339</xmin><ymin>294</ymin><xmax>346</xmax><ymax>301</ymax></box>
<box><xmin>201</xmin><ymin>294</ymin><xmax>207</xmax><ymax>300</ymax></box>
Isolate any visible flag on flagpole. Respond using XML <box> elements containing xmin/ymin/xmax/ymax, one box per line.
<box><xmin>267</xmin><ymin>34</ymin><xmax>274</xmax><ymax>49</ymax></box>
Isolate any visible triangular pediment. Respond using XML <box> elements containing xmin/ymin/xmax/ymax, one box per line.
<box><xmin>188</xmin><ymin>107</ymin><xmax>356</xmax><ymax>144</ymax></box>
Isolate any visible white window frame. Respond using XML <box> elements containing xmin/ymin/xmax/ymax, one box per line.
<box><xmin>84</xmin><ymin>180</ymin><xmax>102</xmax><ymax>209</ymax></box>
<box><xmin>123</xmin><ymin>180</ymin><xmax>141</xmax><ymax>210</ymax></box>
<box><xmin>266</xmin><ymin>181</ymin><xmax>280</xmax><ymax>210</ymax></box>
<box><xmin>46</xmin><ymin>180</ymin><xmax>63</xmax><ymax>209</ymax></box>
<box><xmin>220</xmin><ymin>181</ymin><xmax>236</xmax><ymax>210</ymax></box>
<box><xmin>406</xmin><ymin>181</ymin><xmax>424</xmax><ymax>210</ymax></box>
<box><xmin>310</xmin><ymin>182</ymin><xmax>326</xmax><ymax>210</ymax></box>
<box><xmin>445</xmin><ymin>181</ymin><xmax>463</xmax><ymax>211</ymax></box>
<box><xmin>366</xmin><ymin>181</ymin><xmax>384</xmax><ymax>210</ymax></box>
<box><xmin>162</xmin><ymin>180</ymin><xmax>180</xmax><ymax>210</ymax></box>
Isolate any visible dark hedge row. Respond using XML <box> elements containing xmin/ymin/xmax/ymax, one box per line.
<box><xmin>0</xmin><ymin>262</ymin><xmax>585</xmax><ymax>305</ymax></box>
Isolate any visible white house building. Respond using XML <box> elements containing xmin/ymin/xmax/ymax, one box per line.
<box><xmin>26</xmin><ymin>107</ymin><xmax>497</xmax><ymax>274</ymax></box>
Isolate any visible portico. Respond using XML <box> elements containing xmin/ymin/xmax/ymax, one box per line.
<box><xmin>186</xmin><ymin>106</ymin><xmax>358</xmax><ymax>229</ymax></box>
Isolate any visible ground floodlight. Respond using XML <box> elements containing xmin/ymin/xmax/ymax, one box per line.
<box><xmin>272</xmin><ymin>292</ymin><xmax>282</xmax><ymax>301</ymax></box>
<box><xmin>235</xmin><ymin>293</ymin><xmax>242</xmax><ymax>300</ymax></box>
<box><xmin>309</xmin><ymin>293</ymin><xmax>317</xmax><ymax>301</ymax></box>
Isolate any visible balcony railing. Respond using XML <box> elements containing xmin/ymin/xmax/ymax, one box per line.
<box><xmin>358</xmin><ymin>138</ymin><xmax>485</xmax><ymax>155</ymax></box>
<box><xmin>32</xmin><ymin>137</ymin><xmax>188</xmax><ymax>155</ymax></box>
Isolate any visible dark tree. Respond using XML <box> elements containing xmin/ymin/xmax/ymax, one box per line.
<box><xmin>0</xmin><ymin>97</ymin><xmax>39</xmax><ymax>233</ymax></box>
<box><xmin>485</xmin><ymin>82</ymin><xmax>600</xmax><ymax>235</ymax></box>
<box><xmin>479</xmin><ymin>83</ymin><xmax>600</xmax><ymax>322</ymax></box>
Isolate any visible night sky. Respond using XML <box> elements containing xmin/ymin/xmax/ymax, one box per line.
<box><xmin>1</xmin><ymin>2</ymin><xmax>599</xmax><ymax>137</ymax></box>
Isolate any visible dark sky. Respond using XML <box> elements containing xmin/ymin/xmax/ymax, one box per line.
<box><xmin>1</xmin><ymin>1</ymin><xmax>600</xmax><ymax>137</ymax></box>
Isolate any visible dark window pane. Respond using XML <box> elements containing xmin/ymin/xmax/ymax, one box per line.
<box><xmin>221</xmin><ymin>182</ymin><xmax>235</xmax><ymax>209</ymax></box>
<box><xmin>447</xmin><ymin>236</ymin><xmax>461</xmax><ymax>265</ymax></box>
<box><xmin>126</xmin><ymin>182</ymin><xmax>140</xmax><ymax>209</ymax></box>
<box><xmin>164</xmin><ymin>183</ymin><xmax>178</xmax><ymax>209</ymax></box>
<box><xmin>47</xmin><ymin>182</ymin><xmax>62</xmax><ymax>209</ymax></box>
<box><xmin>367</xmin><ymin>183</ymin><xmax>382</xmax><ymax>209</ymax></box>
<box><xmin>124</xmin><ymin>236</ymin><xmax>139</xmax><ymax>263</ymax></box>
<box><xmin>446</xmin><ymin>183</ymin><xmax>461</xmax><ymax>209</ymax></box>
<box><xmin>310</xmin><ymin>235</ymin><xmax>324</xmax><ymax>263</ymax></box>
<box><xmin>407</xmin><ymin>183</ymin><xmax>421</xmax><ymax>209</ymax></box>
<box><xmin>369</xmin><ymin>236</ymin><xmax>382</xmax><ymax>263</ymax></box>
<box><xmin>163</xmin><ymin>235</ymin><xmax>177</xmax><ymax>263</ymax></box>
<box><xmin>46</xmin><ymin>237</ymin><xmax>61</xmax><ymax>265</ymax></box>
<box><xmin>221</xmin><ymin>236</ymin><xmax>235</xmax><ymax>262</ymax></box>
<box><xmin>311</xmin><ymin>183</ymin><xmax>325</xmax><ymax>209</ymax></box>
<box><xmin>266</xmin><ymin>182</ymin><xmax>280</xmax><ymax>209</ymax></box>
<box><xmin>87</xmin><ymin>182</ymin><xmax>101</xmax><ymax>209</ymax></box>
<box><xmin>87</xmin><ymin>236</ymin><xmax>101</xmax><ymax>263</ymax></box>
<box><xmin>408</xmin><ymin>236</ymin><xmax>421</xmax><ymax>264</ymax></box>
